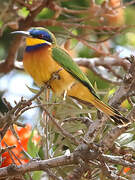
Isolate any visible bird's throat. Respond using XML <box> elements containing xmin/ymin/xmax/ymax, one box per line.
<box><xmin>25</xmin><ymin>37</ymin><xmax>50</xmax><ymax>52</ymax></box>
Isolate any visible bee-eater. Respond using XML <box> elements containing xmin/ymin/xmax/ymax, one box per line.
<box><xmin>12</xmin><ymin>27</ymin><xmax>129</xmax><ymax>124</ymax></box>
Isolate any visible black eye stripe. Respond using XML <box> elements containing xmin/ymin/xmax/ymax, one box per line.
<box><xmin>38</xmin><ymin>34</ymin><xmax>44</xmax><ymax>39</ymax></box>
<box><xmin>29</xmin><ymin>29</ymin><xmax>53</xmax><ymax>43</ymax></box>
<box><xmin>44</xmin><ymin>36</ymin><xmax>52</xmax><ymax>43</ymax></box>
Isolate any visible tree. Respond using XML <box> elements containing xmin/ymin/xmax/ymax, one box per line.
<box><xmin>0</xmin><ymin>0</ymin><xmax>135</xmax><ymax>179</ymax></box>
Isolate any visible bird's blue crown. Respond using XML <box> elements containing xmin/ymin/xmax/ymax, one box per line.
<box><xmin>26</xmin><ymin>28</ymin><xmax>53</xmax><ymax>52</ymax></box>
<box><xmin>29</xmin><ymin>28</ymin><xmax>53</xmax><ymax>43</ymax></box>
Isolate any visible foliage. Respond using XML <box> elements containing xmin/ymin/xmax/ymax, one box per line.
<box><xmin>1</xmin><ymin>125</ymin><xmax>40</xmax><ymax>167</ymax></box>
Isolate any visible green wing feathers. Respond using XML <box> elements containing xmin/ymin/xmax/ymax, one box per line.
<box><xmin>52</xmin><ymin>47</ymin><xmax>129</xmax><ymax>125</ymax></box>
<box><xmin>52</xmin><ymin>47</ymin><xmax>99</xmax><ymax>99</ymax></box>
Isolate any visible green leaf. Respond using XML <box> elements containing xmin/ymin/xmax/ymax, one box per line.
<box><xmin>0</xmin><ymin>20</ymin><xmax>3</xmax><ymax>28</ymax></box>
<box><xmin>95</xmin><ymin>0</ymin><xmax>105</xmax><ymax>4</ymax></box>
<box><xmin>125</xmin><ymin>140</ymin><xmax>135</xmax><ymax>150</ymax></box>
<box><xmin>26</xmin><ymin>85</ymin><xmax>40</xmax><ymax>94</ymax></box>
<box><xmin>53</xmin><ymin>132</ymin><xmax>59</xmax><ymax>144</ymax></box>
<box><xmin>18</xmin><ymin>7</ymin><xmax>29</xmax><ymax>18</ymax></box>
<box><xmin>117</xmin><ymin>133</ymin><xmax>134</xmax><ymax>146</ymax></box>
<box><xmin>27</xmin><ymin>130</ymin><xmax>39</xmax><ymax>158</ymax></box>
<box><xmin>36</xmin><ymin>8</ymin><xmax>54</xmax><ymax>19</ymax></box>
<box><xmin>70</xmin><ymin>38</ymin><xmax>78</xmax><ymax>49</ymax></box>
<box><xmin>38</xmin><ymin>147</ymin><xmax>44</xmax><ymax>160</ymax></box>
<box><xmin>32</xmin><ymin>171</ymin><xmax>43</xmax><ymax>180</ymax></box>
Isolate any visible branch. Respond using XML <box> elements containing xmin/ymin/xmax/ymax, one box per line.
<box><xmin>0</xmin><ymin>69</ymin><xmax>62</xmax><ymax>139</ymax></box>
<box><xmin>101</xmin><ymin>106</ymin><xmax>135</xmax><ymax>152</ymax></box>
<box><xmin>66</xmin><ymin>159</ymin><xmax>90</xmax><ymax>180</ymax></box>
<box><xmin>0</xmin><ymin>150</ymin><xmax>134</xmax><ymax>179</ymax></box>
<box><xmin>42</xmin><ymin>106</ymin><xmax>79</xmax><ymax>145</ymax></box>
<box><xmin>75</xmin><ymin>57</ymin><xmax>130</xmax><ymax>84</ymax></box>
<box><xmin>66</xmin><ymin>56</ymin><xmax>135</xmax><ymax>179</ymax></box>
<box><xmin>0</xmin><ymin>154</ymin><xmax>76</xmax><ymax>178</ymax></box>
<box><xmin>109</xmin><ymin>56</ymin><xmax>135</xmax><ymax>108</ymax></box>
<box><xmin>102</xmin><ymin>154</ymin><xmax>135</xmax><ymax>169</ymax></box>
<box><xmin>0</xmin><ymin>0</ymin><xmax>48</xmax><ymax>74</ymax></box>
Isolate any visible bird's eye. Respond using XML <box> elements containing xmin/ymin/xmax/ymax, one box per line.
<box><xmin>39</xmin><ymin>34</ymin><xmax>44</xmax><ymax>39</ymax></box>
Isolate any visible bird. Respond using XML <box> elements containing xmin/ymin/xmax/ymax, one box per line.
<box><xmin>12</xmin><ymin>27</ymin><xmax>129</xmax><ymax>124</ymax></box>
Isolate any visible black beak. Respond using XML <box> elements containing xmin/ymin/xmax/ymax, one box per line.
<box><xmin>11</xmin><ymin>30</ymin><xmax>31</xmax><ymax>37</ymax></box>
<box><xmin>11</xmin><ymin>30</ymin><xmax>52</xmax><ymax>46</ymax></box>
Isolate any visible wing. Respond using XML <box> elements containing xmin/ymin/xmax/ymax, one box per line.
<box><xmin>52</xmin><ymin>47</ymin><xmax>99</xmax><ymax>99</ymax></box>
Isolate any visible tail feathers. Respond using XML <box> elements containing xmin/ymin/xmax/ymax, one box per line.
<box><xmin>70</xmin><ymin>95</ymin><xmax>129</xmax><ymax>125</ymax></box>
<box><xmin>110</xmin><ymin>114</ymin><xmax>129</xmax><ymax>125</ymax></box>
<box><xmin>91</xmin><ymin>97</ymin><xmax>129</xmax><ymax>125</ymax></box>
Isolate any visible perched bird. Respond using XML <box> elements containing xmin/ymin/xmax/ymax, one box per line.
<box><xmin>12</xmin><ymin>27</ymin><xmax>129</xmax><ymax>124</ymax></box>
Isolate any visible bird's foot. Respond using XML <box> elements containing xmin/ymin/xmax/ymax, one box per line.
<box><xmin>45</xmin><ymin>68</ymin><xmax>62</xmax><ymax>88</ymax></box>
<box><xmin>52</xmin><ymin>68</ymin><xmax>62</xmax><ymax>80</ymax></box>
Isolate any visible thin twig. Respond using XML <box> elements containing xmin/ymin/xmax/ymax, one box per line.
<box><xmin>42</xmin><ymin>106</ymin><xmax>79</xmax><ymax>146</ymax></box>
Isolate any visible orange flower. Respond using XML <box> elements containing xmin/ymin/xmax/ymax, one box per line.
<box><xmin>1</xmin><ymin>124</ymin><xmax>40</xmax><ymax>167</ymax></box>
<box><xmin>123</xmin><ymin>167</ymin><xmax>130</xmax><ymax>174</ymax></box>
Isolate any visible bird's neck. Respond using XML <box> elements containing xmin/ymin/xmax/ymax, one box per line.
<box><xmin>25</xmin><ymin>37</ymin><xmax>50</xmax><ymax>52</ymax></box>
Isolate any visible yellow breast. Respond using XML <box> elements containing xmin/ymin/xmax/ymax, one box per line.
<box><xmin>23</xmin><ymin>46</ymin><xmax>74</xmax><ymax>95</ymax></box>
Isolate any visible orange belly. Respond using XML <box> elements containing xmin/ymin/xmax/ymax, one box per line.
<box><xmin>67</xmin><ymin>82</ymin><xmax>95</xmax><ymax>102</ymax></box>
<box><xmin>23</xmin><ymin>46</ymin><xmax>74</xmax><ymax>95</ymax></box>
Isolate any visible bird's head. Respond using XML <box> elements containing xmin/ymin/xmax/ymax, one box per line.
<box><xmin>11</xmin><ymin>27</ymin><xmax>56</xmax><ymax>51</ymax></box>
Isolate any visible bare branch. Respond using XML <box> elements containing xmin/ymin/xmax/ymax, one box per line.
<box><xmin>0</xmin><ymin>154</ymin><xmax>76</xmax><ymax>178</ymax></box>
